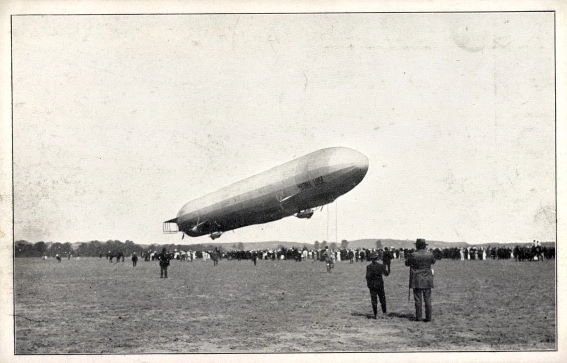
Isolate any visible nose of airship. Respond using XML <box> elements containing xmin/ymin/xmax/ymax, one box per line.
<box><xmin>353</xmin><ymin>150</ymin><xmax>369</xmax><ymax>175</ymax></box>
<box><xmin>327</xmin><ymin>147</ymin><xmax>369</xmax><ymax>181</ymax></box>
<box><xmin>352</xmin><ymin>150</ymin><xmax>369</xmax><ymax>184</ymax></box>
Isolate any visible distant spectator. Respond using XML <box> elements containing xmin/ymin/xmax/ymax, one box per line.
<box><xmin>132</xmin><ymin>252</ymin><xmax>138</xmax><ymax>267</ymax></box>
<box><xmin>382</xmin><ymin>247</ymin><xmax>392</xmax><ymax>274</ymax></box>
<box><xmin>158</xmin><ymin>248</ymin><xmax>171</xmax><ymax>278</ymax></box>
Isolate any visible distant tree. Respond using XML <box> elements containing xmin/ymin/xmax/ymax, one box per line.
<box><xmin>75</xmin><ymin>240</ymin><xmax>106</xmax><ymax>257</ymax></box>
<box><xmin>341</xmin><ymin>239</ymin><xmax>349</xmax><ymax>249</ymax></box>
<box><xmin>103</xmin><ymin>240</ymin><xmax>127</xmax><ymax>255</ymax></box>
<box><xmin>237</xmin><ymin>242</ymin><xmax>245</xmax><ymax>251</ymax></box>
<box><xmin>77</xmin><ymin>242</ymin><xmax>90</xmax><ymax>256</ymax></box>
<box><xmin>15</xmin><ymin>240</ymin><xmax>33</xmax><ymax>257</ymax></box>
<box><xmin>330</xmin><ymin>242</ymin><xmax>337</xmax><ymax>249</ymax></box>
<box><xmin>34</xmin><ymin>241</ymin><xmax>48</xmax><ymax>256</ymax></box>
<box><xmin>375</xmin><ymin>240</ymin><xmax>383</xmax><ymax>250</ymax></box>
<box><xmin>124</xmin><ymin>240</ymin><xmax>136</xmax><ymax>256</ymax></box>
<box><xmin>314</xmin><ymin>241</ymin><xmax>320</xmax><ymax>250</ymax></box>
<box><xmin>62</xmin><ymin>242</ymin><xmax>73</xmax><ymax>255</ymax></box>
<box><xmin>49</xmin><ymin>242</ymin><xmax>63</xmax><ymax>256</ymax></box>
<box><xmin>321</xmin><ymin>240</ymin><xmax>327</xmax><ymax>249</ymax></box>
<box><xmin>90</xmin><ymin>240</ymin><xmax>104</xmax><ymax>256</ymax></box>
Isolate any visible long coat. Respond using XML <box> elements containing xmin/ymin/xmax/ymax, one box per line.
<box><xmin>366</xmin><ymin>262</ymin><xmax>389</xmax><ymax>289</ymax></box>
<box><xmin>158</xmin><ymin>252</ymin><xmax>171</xmax><ymax>267</ymax></box>
<box><xmin>382</xmin><ymin>250</ymin><xmax>392</xmax><ymax>264</ymax></box>
<box><xmin>405</xmin><ymin>249</ymin><xmax>435</xmax><ymax>289</ymax></box>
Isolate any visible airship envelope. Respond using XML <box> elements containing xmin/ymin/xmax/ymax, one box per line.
<box><xmin>163</xmin><ymin>147</ymin><xmax>369</xmax><ymax>240</ymax></box>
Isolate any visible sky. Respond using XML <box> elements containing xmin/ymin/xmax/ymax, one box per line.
<box><xmin>12</xmin><ymin>12</ymin><xmax>555</xmax><ymax>245</ymax></box>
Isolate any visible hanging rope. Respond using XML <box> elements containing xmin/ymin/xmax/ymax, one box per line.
<box><xmin>335</xmin><ymin>200</ymin><xmax>338</xmax><ymax>244</ymax></box>
<box><xmin>326</xmin><ymin>204</ymin><xmax>329</xmax><ymax>242</ymax></box>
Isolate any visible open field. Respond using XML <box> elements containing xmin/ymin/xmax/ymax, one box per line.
<box><xmin>14</xmin><ymin>257</ymin><xmax>555</xmax><ymax>353</ymax></box>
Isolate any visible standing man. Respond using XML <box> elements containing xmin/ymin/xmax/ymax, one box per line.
<box><xmin>382</xmin><ymin>247</ymin><xmax>392</xmax><ymax>274</ymax></box>
<box><xmin>366</xmin><ymin>252</ymin><xmax>389</xmax><ymax>319</ymax></box>
<box><xmin>131</xmin><ymin>252</ymin><xmax>138</xmax><ymax>267</ymax></box>
<box><xmin>212</xmin><ymin>248</ymin><xmax>220</xmax><ymax>266</ymax></box>
<box><xmin>405</xmin><ymin>238</ymin><xmax>435</xmax><ymax>322</ymax></box>
<box><xmin>158</xmin><ymin>248</ymin><xmax>171</xmax><ymax>278</ymax></box>
<box><xmin>324</xmin><ymin>248</ymin><xmax>334</xmax><ymax>272</ymax></box>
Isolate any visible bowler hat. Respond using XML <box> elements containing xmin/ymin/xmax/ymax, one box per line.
<box><xmin>370</xmin><ymin>253</ymin><xmax>379</xmax><ymax>260</ymax></box>
<box><xmin>415</xmin><ymin>238</ymin><xmax>427</xmax><ymax>248</ymax></box>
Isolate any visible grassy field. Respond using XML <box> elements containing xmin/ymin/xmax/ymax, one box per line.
<box><xmin>14</xmin><ymin>256</ymin><xmax>555</xmax><ymax>353</ymax></box>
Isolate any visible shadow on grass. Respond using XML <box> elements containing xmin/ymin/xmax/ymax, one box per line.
<box><xmin>352</xmin><ymin>310</ymin><xmax>417</xmax><ymax>321</ymax></box>
<box><xmin>387</xmin><ymin>312</ymin><xmax>416</xmax><ymax>320</ymax></box>
<box><xmin>351</xmin><ymin>312</ymin><xmax>375</xmax><ymax>319</ymax></box>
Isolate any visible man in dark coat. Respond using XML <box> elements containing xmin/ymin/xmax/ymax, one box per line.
<box><xmin>366</xmin><ymin>252</ymin><xmax>389</xmax><ymax>319</ymax></box>
<box><xmin>405</xmin><ymin>238</ymin><xmax>435</xmax><ymax>322</ymax></box>
<box><xmin>382</xmin><ymin>247</ymin><xmax>392</xmax><ymax>274</ymax></box>
<box><xmin>131</xmin><ymin>252</ymin><xmax>138</xmax><ymax>267</ymax></box>
<box><xmin>158</xmin><ymin>248</ymin><xmax>171</xmax><ymax>278</ymax></box>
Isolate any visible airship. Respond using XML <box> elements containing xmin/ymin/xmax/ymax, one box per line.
<box><xmin>163</xmin><ymin>147</ymin><xmax>369</xmax><ymax>240</ymax></box>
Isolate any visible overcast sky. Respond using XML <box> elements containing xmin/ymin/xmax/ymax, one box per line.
<box><xmin>12</xmin><ymin>12</ymin><xmax>555</xmax><ymax>245</ymax></box>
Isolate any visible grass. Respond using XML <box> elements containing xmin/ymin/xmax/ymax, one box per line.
<box><xmin>14</xmin><ymin>257</ymin><xmax>555</xmax><ymax>353</ymax></box>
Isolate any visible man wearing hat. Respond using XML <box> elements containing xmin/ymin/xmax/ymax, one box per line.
<box><xmin>405</xmin><ymin>238</ymin><xmax>436</xmax><ymax>322</ymax></box>
<box><xmin>158</xmin><ymin>248</ymin><xmax>172</xmax><ymax>278</ymax></box>
<box><xmin>366</xmin><ymin>252</ymin><xmax>389</xmax><ymax>319</ymax></box>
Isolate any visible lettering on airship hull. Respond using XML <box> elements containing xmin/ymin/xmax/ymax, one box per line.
<box><xmin>297</xmin><ymin>181</ymin><xmax>312</xmax><ymax>191</ymax></box>
<box><xmin>297</xmin><ymin>176</ymin><xmax>325</xmax><ymax>191</ymax></box>
<box><xmin>164</xmin><ymin>147</ymin><xmax>369</xmax><ymax>239</ymax></box>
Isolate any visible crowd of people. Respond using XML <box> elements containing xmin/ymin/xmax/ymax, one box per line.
<box><xmin>47</xmin><ymin>240</ymin><xmax>554</xmax><ymax>267</ymax></box>
<box><xmin>127</xmin><ymin>241</ymin><xmax>554</xmax><ymax>266</ymax></box>
<box><xmin>431</xmin><ymin>242</ymin><xmax>555</xmax><ymax>261</ymax></box>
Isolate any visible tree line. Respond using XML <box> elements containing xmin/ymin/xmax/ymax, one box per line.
<box><xmin>14</xmin><ymin>240</ymin><xmax>225</xmax><ymax>258</ymax></box>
